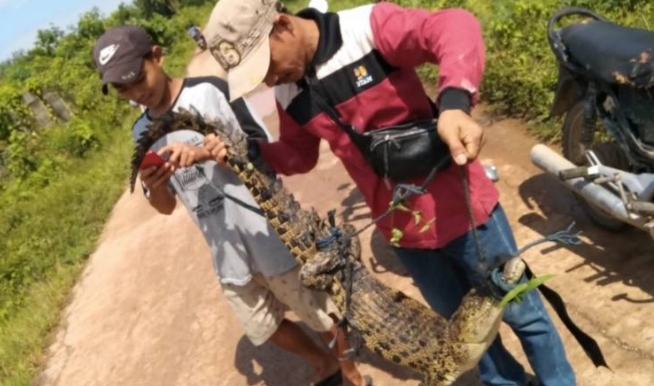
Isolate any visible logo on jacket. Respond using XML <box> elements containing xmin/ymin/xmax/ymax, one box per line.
<box><xmin>354</xmin><ymin>65</ymin><xmax>373</xmax><ymax>88</ymax></box>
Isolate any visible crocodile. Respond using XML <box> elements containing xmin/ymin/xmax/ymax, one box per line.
<box><xmin>129</xmin><ymin>108</ymin><xmax>526</xmax><ymax>386</ymax></box>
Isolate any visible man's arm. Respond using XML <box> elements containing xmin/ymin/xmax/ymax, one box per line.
<box><xmin>132</xmin><ymin>119</ymin><xmax>178</xmax><ymax>214</ymax></box>
<box><xmin>257</xmin><ymin>103</ymin><xmax>321</xmax><ymax>175</ymax></box>
<box><xmin>202</xmin><ymin>85</ymin><xmax>320</xmax><ymax>174</ymax></box>
<box><xmin>229</xmin><ymin>97</ymin><xmax>270</xmax><ymax>142</ymax></box>
<box><xmin>370</xmin><ymin>3</ymin><xmax>486</xmax><ymax>164</ymax></box>
<box><xmin>141</xmin><ymin>142</ymin><xmax>213</xmax><ymax>214</ymax></box>
<box><xmin>370</xmin><ymin>3</ymin><xmax>485</xmax><ymax>112</ymax></box>
<box><xmin>146</xmin><ymin>184</ymin><xmax>177</xmax><ymax>215</ymax></box>
<box><xmin>140</xmin><ymin>164</ymin><xmax>177</xmax><ymax>215</ymax></box>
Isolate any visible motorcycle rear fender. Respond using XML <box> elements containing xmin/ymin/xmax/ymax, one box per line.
<box><xmin>550</xmin><ymin>64</ymin><xmax>587</xmax><ymax>117</ymax></box>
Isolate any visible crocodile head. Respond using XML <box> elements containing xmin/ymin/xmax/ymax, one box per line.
<box><xmin>299</xmin><ymin>250</ymin><xmax>345</xmax><ymax>291</ymax></box>
<box><xmin>298</xmin><ymin>220</ymin><xmax>364</xmax><ymax>291</ymax></box>
<box><xmin>448</xmin><ymin>289</ymin><xmax>504</xmax><ymax>373</ymax></box>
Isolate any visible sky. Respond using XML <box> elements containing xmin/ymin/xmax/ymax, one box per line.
<box><xmin>0</xmin><ymin>0</ymin><xmax>125</xmax><ymax>61</ymax></box>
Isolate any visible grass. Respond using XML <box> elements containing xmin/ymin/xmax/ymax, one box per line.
<box><xmin>0</xmin><ymin>4</ymin><xmax>217</xmax><ymax>384</ymax></box>
<box><xmin>0</xmin><ymin>125</ymin><xmax>133</xmax><ymax>385</ymax></box>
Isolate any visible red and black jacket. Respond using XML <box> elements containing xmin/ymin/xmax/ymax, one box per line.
<box><xmin>260</xmin><ymin>3</ymin><xmax>499</xmax><ymax>248</ymax></box>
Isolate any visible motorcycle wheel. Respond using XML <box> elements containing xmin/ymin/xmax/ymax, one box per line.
<box><xmin>561</xmin><ymin>101</ymin><xmax>630</xmax><ymax>231</ymax></box>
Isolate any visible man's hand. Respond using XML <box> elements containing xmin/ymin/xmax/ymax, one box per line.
<box><xmin>203</xmin><ymin>134</ymin><xmax>228</xmax><ymax>165</ymax></box>
<box><xmin>140</xmin><ymin>163</ymin><xmax>175</xmax><ymax>191</ymax></box>
<box><xmin>139</xmin><ymin>163</ymin><xmax>177</xmax><ymax>214</ymax></box>
<box><xmin>158</xmin><ymin>142</ymin><xmax>211</xmax><ymax>168</ymax></box>
<box><xmin>437</xmin><ymin>109</ymin><xmax>484</xmax><ymax>165</ymax></box>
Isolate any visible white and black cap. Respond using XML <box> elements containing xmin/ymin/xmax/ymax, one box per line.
<box><xmin>92</xmin><ymin>25</ymin><xmax>153</xmax><ymax>95</ymax></box>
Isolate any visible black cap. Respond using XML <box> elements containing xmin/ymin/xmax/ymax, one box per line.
<box><xmin>92</xmin><ymin>25</ymin><xmax>153</xmax><ymax>95</ymax></box>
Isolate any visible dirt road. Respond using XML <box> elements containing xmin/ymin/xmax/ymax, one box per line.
<box><xmin>36</xmin><ymin>50</ymin><xmax>654</xmax><ymax>386</ymax></box>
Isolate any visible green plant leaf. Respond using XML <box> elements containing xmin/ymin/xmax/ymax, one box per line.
<box><xmin>412</xmin><ymin>211</ymin><xmax>422</xmax><ymax>225</ymax></box>
<box><xmin>390</xmin><ymin>228</ymin><xmax>404</xmax><ymax>245</ymax></box>
<box><xmin>390</xmin><ymin>202</ymin><xmax>411</xmax><ymax>212</ymax></box>
<box><xmin>499</xmin><ymin>274</ymin><xmax>555</xmax><ymax>308</ymax></box>
<box><xmin>419</xmin><ymin>217</ymin><xmax>436</xmax><ymax>233</ymax></box>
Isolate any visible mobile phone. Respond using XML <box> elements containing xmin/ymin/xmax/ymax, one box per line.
<box><xmin>140</xmin><ymin>150</ymin><xmax>166</xmax><ymax>170</ymax></box>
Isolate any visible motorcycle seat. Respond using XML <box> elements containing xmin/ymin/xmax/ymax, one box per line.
<box><xmin>560</xmin><ymin>20</ymin><xmax>654</xmax><ymax>88</ymax></box>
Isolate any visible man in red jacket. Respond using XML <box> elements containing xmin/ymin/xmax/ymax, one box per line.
<box><xmin>204</xmin><ymin>0</ymin><xmax>575</xmax><ymax>385</ymax></box>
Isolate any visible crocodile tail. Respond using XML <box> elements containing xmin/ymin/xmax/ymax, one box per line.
<box><xmin>129</xmin><ymin>133</ymin><xmax>149</xmax><ymax>193</ymax></box>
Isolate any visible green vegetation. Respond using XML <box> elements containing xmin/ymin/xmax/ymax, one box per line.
<box><xmin>462</xmin><ymin>0</ymin><xmax>653</xmax><ymax>140</ymax></box>
<box><xmin>287</xmin><ymin>0</ymin><xmax>653</xmax><ymax>141</ymax></box>
<box><xmin>0</xmin><ymin>1</ymin><xmax>215</xmax><ymax>384</ymax></box>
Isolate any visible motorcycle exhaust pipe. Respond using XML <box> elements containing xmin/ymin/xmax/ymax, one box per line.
<box><xmin>530</xmin><ymin>144</ymin><xmax>647</xmax><ymax>227</ymax></box>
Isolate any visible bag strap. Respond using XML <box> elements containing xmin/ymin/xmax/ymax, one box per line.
<box><xmin>304</xmin><ymin>67</ymin><xmax>438</xmax><ymax>132</ymax></box>
<box><xmin>303</xmin><ymin>68</ymin><xmax>363</xmax><ymax>139</ymax></box>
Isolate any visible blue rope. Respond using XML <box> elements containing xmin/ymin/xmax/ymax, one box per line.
<box><xmin>390</xmin><ymin>183</ymin><xmax>427</xmax><ymax>207</ymax></box>
<box><xmin>489</xmin><ymin>222</ymin><xmax>583</xmax><ymax>294</ymax></box>
<box><xmin>516</xmin><ymin>221</ymin><xmax>583</xmax><ymax>256</ymax></box>
<box><xmin>316</xmin><ymin>227</ymin><xmax>341</xmax><ymax>251</ymax></box>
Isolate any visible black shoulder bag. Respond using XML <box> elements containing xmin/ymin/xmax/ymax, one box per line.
<box><xmin>303</xmin><ymin>71</ymin><xmax>451</xmax><ymax>182</ymax></box>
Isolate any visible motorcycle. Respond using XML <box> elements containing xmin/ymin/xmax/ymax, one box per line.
<box><xmin>530</xmin><ymin>7</ymin><xmax>654</xmax><ymax>237</ymax></box>
<box><xmin>187</xmin><ymin>25</ymin><xmax>207</xmax><ymax>51</ymax></box>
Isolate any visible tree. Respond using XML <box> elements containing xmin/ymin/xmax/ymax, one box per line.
<box><xmin>134</xmin><ymin>0</ymin><xmax>179</xmax><ymax>18</ymax></box>
<box><xmin>34</xmin><ymin>26</ymin><xmax>64</xmax><ymax>57</ymax></box>
<box><xmin>107</xmin><ymin>3</ymin><xmax>142</xmax><ymax>26</ymax></box>
<box><xmin>178</xmin><ymin>0</ymin><xmax>213</xmax><ymax>6</ymax></box>
<box><xmin>0</xmin><ymin>51</ymin><xmax>30</xmax><ymax>81</ymax></box>
<box><xmin>76</xmin><ymin>8</ymin><xmax>106</xmax><ymax>40</ymax></box>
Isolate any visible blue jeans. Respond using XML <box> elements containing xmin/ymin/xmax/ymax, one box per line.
<box><xmin>393</xmin><ymin>204</ymin><xmax>575</xmax><ymax>386</ymax></box>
